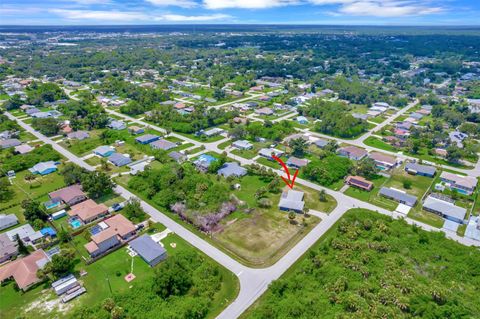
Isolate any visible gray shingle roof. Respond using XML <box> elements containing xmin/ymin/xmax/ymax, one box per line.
<box><xmin>423</xmin><ymin>196</ymin><xmax>467</xmax><ymax>220</ymax></box>
<box><xmin>108</xmin><ymin>153</ymin><xmax>132</xmax><ymax>166</ymax></box>
<box><xmin>405</xmin><ymin>162</ymin><xmax>436</xmax><ymax>176</ymax></box>
<box><xmin>129</xmin><ymin>235</ymin><xmax>166</xmax><ymax>264</ymax></box>
<box><xmin>217</xmin><ymin>162</ymin><xmax>247</xmax><ymax>178</ymax></box>
<box><xmin>379</xmin><ymin>187</ymin><xmax>417</xmax><ymax>207</ymax></box>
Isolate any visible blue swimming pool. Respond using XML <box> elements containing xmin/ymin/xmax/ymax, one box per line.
<box><xmin>70</xmin><ymin>219</ymin><xmax>82</xmax><ymax>229</ymax></box>
<box><xmin>45</xmin><ymin>201</ymin><xmax>60</xmax><ymax>210</ymax></box>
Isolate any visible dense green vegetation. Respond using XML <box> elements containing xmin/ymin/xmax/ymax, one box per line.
<box><xmin>0</xmin><ymin>144</ymin><xmax>61</xmax><ymax>172</ymax></box>
<box><xmin>303</xmin><ymin>155</ymin><xmax>353</xmax><ymax>186</ymax></box>
<box><xmin>245</xmin><ymin>209</ymin><xmax>480</xmax><ymax>319</ymax></box>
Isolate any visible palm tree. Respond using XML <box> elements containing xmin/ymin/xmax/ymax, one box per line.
<box><xmin>288</xmin><ymin>211</ymin><xmax>296</xmax><ymax>224</ymax></box>
<box><xmin>24</xmin><ymin>173</ymin><xmax>36</xmax><ymax>188</ymax></box>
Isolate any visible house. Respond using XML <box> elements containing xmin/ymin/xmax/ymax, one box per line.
<box><xmin>286</xmin><ymin>157</ymin><xmax>309</xmax><ymax>169</ymax></box>
<box><xmin>218</xmin><ymin>162</ymin><xmax>247</xmax><ymax>178</ymax></box>
<box><xmin>368</xmin><ymin>152</ymin><xmax>398</xmax><ymax>170</ymax></box>
<box><xmin>345</xmin><ymin>176</ymin><xmax>373</xmax><ymax>191</ymax></box>
<box><xmin>439</xmin><ymin>172</ymin><xmax>478</xmax><ymax>195</ymax></box>
<box><xmin>67</xmin><ymin>131</ymin><xmax>89</xmax><ymax>140</ymax></box>
<box><xmin>108</xmin><ymin>153</ymin><xmax>132</xmax><ymax>167</ymax></box>
<box><xmin>203</xmin><ymin>128</ymin><xmax>224</xmax><ymax>138</ymax></box>
<box><xmin>0</xmin><ymin>214</ymin><xmax>19</xmax><ymax>231</ymax></box>
<box><xmin>449</xmin><ymin>131</ymin><xmax>468</xmax><ymax>148</ymax></box>
<box><xmin>14</xmin><ymin>144</ymin><xmax>33</xmax><ymax>154</ymax></box>
<box><xmin>135</xmin><ymin>134</ymin><xmax>160</xmax><ymax>145</ymax></box>
<box><xmin>0</xmin><ymin>138</ymin><xmax>21</xmax><ymax>149</ymax></box>
<box><xmin>84</xmin><ymin>214</ymin><xmax>136</xmax><ymax>257</ymax></box>
<box><xmin>423</xmin><ymin>195</ymin><xmax>467</xmax><ymax>224</ymax></box>
<box><xmin>48</xmin><ymin>184</ymin><xmax>87</xmax><ymax>206</ymax></box>
<box><xmin>232</xmin><ymin>140</ymin><xmax>253</xmax><ymax>150</ymax></box>
<box><xmin>409</xmin><ymin>112</ymin><xmax>424</xmax><ymax>120</ymax></box>
<box><xmin>405</xmin><ymin>162</ymin><xmax>436</xmax><ymax>178</ymax></box>
<box><xmin>258</xmin><ymin>148</ymin><xmax>284</xmax><ymax>160</ymax></box>
<box><xmin>255</xmin><ymin>107</ymin><xmax>274</xmax><ymax>116</ymax></box>
<box><xmin>129</xmin><ymin>235</ymin><xmax>167</xmax><ymax>267</ymax></box>
<box><xmin>168</xmin><ymin>151</ymin><xmax>187</xmax><ymax>163</ymax></box>
<box><xmin>284</xmin><ymin>133</ymin><xmax>310</xmax><ymax>144</ymax></box>
<box><xmin>25</xmin><ymin>107</ymin><xmax>41</xmax><ymax>115</ymax></box>
<box><xmin>68</xmin><ymin>199</ymin><xmax>109</xmax><ymax>224</ymax></box>
<box><xmin>296</xmin><ymin>116</ymin><xmax>309</xmax><ymax>124</ymax></box>
<box><xmin>396</xmin><ymin>121</ymin><xmax>413</xmax><ymax>131</ymax></box>
<box><xmin>434</xmin><ymin>148</ymin><xmax>448</xmax><ymax>158</ymax></box>
<box><xmin>108</xmin><ymin>120</ymin><xmax>126</xmax><ymax>130</ymax></box>
<box><xmin>278</xmin><ymin>190</ymin><xmax>305</xmax><ymax>213</ymax></box>
<box><xmin>379</xmin><ymin>187</ymin><xmax>417</xmax><ymax>207</ymax></box>
<box><xmin>93</xmin><ymin>145</ymin><xmax>115</xmax><ymax>157</ymax></box>
<box><xmin>29</xmin><ymin>161</ymin><xmax>58</xmax><ymax>175</ymax></box>
<box><xmin>6</xmin><ymin>224</ymin><xmax>44</xmax><ymax>244</ymax></box>
<box><xmin>338</xmin><ymin>146</ymin><xmax>367</xmax><ymax>161</ymax></box>
<box><xmin>394</xmin><ymin>129</ymin><xmax>410</xmax><ymax>139</ymax></box>
<box><xmin>150</xmin><ymin>139</ymin><xmax>177</xmax><ymax>151</ymax></box>
<box><xmin>193</xmin><ymin>154</ymin><xmax>217</xmax><ymax>171</ymax></box>
<box><xmin>0</xmin><ymin>249</ymin><xmax>49</xmax><ymax>291</ymax></box>
<box><xmin>0</xmin><ymin>233</ymin><xmax>18</xmax><ymax>263</ymax></box>
<box><xmin>128</xmin><ymin>126</ymin><xmax>144</xmax><ymax>135</ymax></box>
<box><xmin>314</xmin><ymin>138</ymin><xmax>329</xmax><ymax>149</ymax></box>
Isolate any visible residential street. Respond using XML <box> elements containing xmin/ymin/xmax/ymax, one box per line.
<box><xmin>6</xmin><ymin>110</ymin><xmax>480</xmax><ymax>319</ymax></box>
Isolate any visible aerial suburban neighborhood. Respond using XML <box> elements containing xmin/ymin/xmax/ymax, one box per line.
<box><xmin>0</xmin><ymin>14</ymin><xmax>480</xmax><ymax>319</ymax></box>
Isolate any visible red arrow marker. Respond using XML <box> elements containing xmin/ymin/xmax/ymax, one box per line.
<box><xmin>272</xmin><ymin>154</ymin><xmax>299</xmax><ymax>189</ymax></box>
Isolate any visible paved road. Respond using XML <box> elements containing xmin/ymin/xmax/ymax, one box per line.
<box><xmin>7</xmin><ymin>111</ymin><xmax>480</xmax><ymax>319</ymax></box>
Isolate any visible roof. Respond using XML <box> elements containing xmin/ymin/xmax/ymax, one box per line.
<box><xmin>278</xmin><ymin>190</ymin><xmax>305</xmax><ymax>211</ymax></box>
<box><xmin>218</xmin><ymin>162</ymin><xmax>247</xmax><ymax>178</ymax></box>
<box><xmin>49</xmin><ymin>184</ymin><xmax>85</xmax><ymax>204</ymax></box>
<box><xmin>0</xmin><ymin>214</ymin><xmax>18</xmax><ymax>229</ymax></box>
<box><xmin>108</xmin><ymin>153</ymin><xmax>132</xmax><ymax>166</ymax></box>
<box><xmin>440</xmin><ymin>172</ymin><xmax>478</xmax><ymax>189</ymax></box>
<box><xmin>0</xmin><ymin>138</ymin><xmax>21</xmax><ymax>149</ymax></box>
<box><xmin>0</xmin><ymin>249</ymin><xmax>48</xmax><ymax>290</ymax></box>
<box><xmin>286</xmin><ymin>156</ymin><xmax>309</xmax><ymax>167</ymax></box>
<box><xmin>194</xmin><ymin>154</ymin><xmax>217</xmax><ymax>168</ymax></box>
<box><xmin>339</xmin><ymin>146</ymin><xmax>367</xmax><ymax>158</ymax></box>
<box><xmin>30</xmin><ymin>161</ymin><xmax>57</xmax><ymax>174</ymax></box>
<box><xmin>258</xmin><ymin>148</ymin><xmax>284</xmax><ymax>158</ymax></box>
<box><xmin>314</xmin><ymin>138</ymin><xmax>329</xmax><ymax>147</ymax></box>
<box><xmin>379</xmin><ymin>187</ymin><xmax>417</xmax><ymax>206</ymax></box>
<box><xmin>68</xmin><ymin>199</ymin><xmax>108</xmax><ymax>222</ymax></box>
<box><xmin>129</xmin><ymin>235</ymin><xmax>166</xmax><ymax>263</ymax></box>
<box><xmin>6</xmin><ymin>224</ymin><xmax>38</xmax><ymax>241</ymax></box>
<box><xmin>14</xmin><ymin>144</ymin><xmax>33</xmax><ymax>154</ymax></box>
<box><xmin>108</xmin><ymin>120</ymin><xmax>126</xmax><ymax>129</ymax></box>
<box><xmin>423</xmin><ymin>196</ymin><xmax>467</xmax><ymax>220</ymax></box>
<box><xmin>90</xmin><ymin>227</ymin><xmax>118</xmax><ymax>245</ymax></box>
<box><xmin>84</xmin><ymin>241</ymin><xmax>99</xmax><ymax>253</ymax></box>
<box><xmin>94</xmin><ymin>145</ymin><xmax>114</xmax><ymax>155</ymax></box>
<box><xmin>168</xmin><ymin>151</ymin><xmax>186</xmax><ymax>161</ymax></box>
<box><xmin>67</xmin><ymin>131</ymin><xmax>89</xmax><ymax>140</ymax></box>
<box><xmin>135</xmin><ymin>134</ymin><xmax>159</xmax><ymax>143</ymax></box>
<box><xmin>369</xmin><ymin>152</ymin><xmax>397</xmax><ymax>165</ymax></box>
<box><xmin>232</xmin><ymin>140</ymin><xmax>253</xmax><ymax>148</ymax></box>
<box><xmin>104</xmin><ymin>214</ymin><xmax>136</xmax><ymax>238</ymax></box>
<box><xmin>203</xmin><ymin>127</ymin><xmax>224</xmax><ymax>136</ymax></box>
<box><xmin>0</xmin><ymin>233</ymin><xmax>17</xmax><ymax>258</ymax></box>
<box><xmin>150</xmin><ymin>139</ymin><xmax>176</xmax><ymax>151</ymax></box>
<box><xmin>346</xmin><ymin>176</ymin><xmax>373</xmax><ymax>189</ymax></box>
<box><xmin>405</xmin><ymin>163</ymin><xmax>437</xmax><ymax>176</ymax></box>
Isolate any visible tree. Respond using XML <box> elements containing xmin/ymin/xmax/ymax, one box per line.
<box><xmin>16</xmin><ymin>235</ymin><xmax>29</xmax><ymax>256</ymax></box>
<box><xmin>0</xmin><ymin>177</ymin><xmax>13</xmax><ymax>202</ymax></box>
<box><xmin>24</xmin><ymin>173</ymin><xmax>37</xmax><ymax>186</ymax></box>
<box><xmin>354</xmin><ymin>158</ymin><xmax>379</xmax><ymax>180</ymax></box>
<box><xmin>228</xmin><ymin>125</ymin><xmax>247</xmax><ymax>140</ymax></box>
<box><xmin>21</xmin><ymin>199</ymin><xmax>47</xmax><ymax>223</ymax></box>
<box><xmin>319</xmin><ymin>189</ymin><xmax>327</xmax><ymax>202</ymax></box>
<box><xmin>446</xmin><ymin>145</ymin><xmax>462</xmax><ymax>163</ymax></box>
<box><xmin>289</xmin><ymin>137</ymin><xmax>309</xmax><ymax>157</ymax></box>
<box><xmin>58</xmin><ymin>227</ymin><xmax>72</xmax><ymax>243</ymax></box>
<box><xmin>288</xmin><ymin>211</ymin><xmax>297</xmax><ymax>224</ymax></box>
<box><xmin>31</xmin><ymin>118</ymin><xmax>60</xmax><ymax>136</ymax></box>
<box><xmin>40</xmin><ymin>249</ymin><xmax>76</xmax><ymax>279</ymax></box>
<box><xmin>213</xmin><ymin>88</ymin><xmax>225</xmax><ymax>100</ymax></box>
<box><xmin>152</xmin><ymin>254</ymin><xmax>193</xmax><ymax>299</ymax></box>
<box><xmin>123</xmin><ymin>198</ymin><xmax>147</xmax><ymax>223</ymax></box>
<box><xmin>403</xmin><ymin>180</ymin><xmax>412</xmax><ymax>189</ymax></box>
<box><xmin>60</xmin><ymin>163</ymin><xmax>88</xmax><ymax>185</ymax></box>
<box><xmin>81</xmin><ymin>171</ymin><xmax>114</xmax><ymax>199</ymax></box>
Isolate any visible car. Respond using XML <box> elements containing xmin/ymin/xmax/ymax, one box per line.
<box><xmin>110</xmin><ymin>202</ymin><xmax>125</xmax><ymax>212</ymax></box>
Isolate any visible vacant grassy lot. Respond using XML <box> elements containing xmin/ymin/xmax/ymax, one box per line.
<box><xmin>364</xmin><ymin>136</ymin><xmax>399</xmax><ymax>152</ymax></box>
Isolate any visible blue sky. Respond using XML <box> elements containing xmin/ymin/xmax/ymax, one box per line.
<box><xmin>1</xmin><ymin>0</ymin><xmax>479</xmax><ymax>25</ymax></box>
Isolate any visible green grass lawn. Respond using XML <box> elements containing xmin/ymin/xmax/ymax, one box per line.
<box><xmin>218</xmin><ymin>139</ymin><xmax>232</xmax><ymax>150</ymax></box>
<box><xmin>364</xmin><ymin>136</ymin><xmax>399</xmax><ymax>153</ymax></box>
<box><xmin>256</xmin><ymin>156</ymin><xmax>283</xmax><ymax>169</ymax></box>
<box><xmin>344</xmin><ymin>175</ymin><xmax>388</xmax><ymax>203</ymax></box>
<box><xmin>84</xmin><ymin>156</ymin><xmax>102</xmax><ymax>166</ymax></box>
<box><xmin>231</xmin><ymin>148</ymin><xmax>257</xmax><ymax>159</ymax></box>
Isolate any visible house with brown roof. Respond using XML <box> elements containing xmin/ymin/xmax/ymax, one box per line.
<box><xmin>345</xmin><ymin>176</ymin><xmax>374</xmax><ymax>191</ymax></box>
<box><xmin>368</xmin><ymin>152</ymin><xmax>398</xmax><ymax>170</ymax></box>
<box><xmin>49</xmin><ymin>184</ymin><xmax>87</xmax><ymax>207</ymax></box>
<box><xmin>84</xmin><ymin>214</ymin><xmax>136</xmax><ymax>258</ymax></box>
<box><xmin>0</xmin><ymin>249</ymin><xmax>49</xmax><ymax>291</ymax></box>
<box><xmin>68</xmin><ymin>199</ymin><xmax>109</xmax><ymax>224</ymax></box>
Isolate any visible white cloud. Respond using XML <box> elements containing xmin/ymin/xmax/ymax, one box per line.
<box><xmin>158</xmin><ymin>13</ymin><xmax>231</xmax><ymax>21</ymax></box>
<box><xmin>51</xmin><ymin>9</ymin><xmax>148</xmax><ymax>21</ymax></box>
<box><xmin>203</xmin><ymin>0</ymin><xmax>299</xmax><ymax>10</ymax></box>
<box><xmin>336</xmin><ymin>1</ymin><xmax>444</xmax><ymax>17</ymax></box>
<box><xmin>145</xmin><ymin>0</ymin><xmax>198</xmax><ymax>9</ymax></box>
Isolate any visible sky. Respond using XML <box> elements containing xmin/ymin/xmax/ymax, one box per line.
<box><xmin>1</xmin><ymin>0</ymin><xmax>480</xmax><ymax>26</ymax></box>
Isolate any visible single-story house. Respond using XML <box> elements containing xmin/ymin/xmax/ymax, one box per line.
<box><xmin>255</xmin><ymin>107</ymin><xmax>274</xmax><ymax>116</ymax></box>
<box><xmin>0</xmin><ymin>214</ymin><xmax>19</xmax><ymax>231</ymax></box>
<box><xmin>0</xmin><ymin>138</ymin><xmax>21</xmax><ymax>149</ymax></box>
<box><xmin>423</xmin><ymin>195</ymin><xmax>467</xmax><ymax>224</ymax></box>
<box><xmin>150</xmin><ymin>139</ymin><xmax>177</xmax><ymax>151</ymax></box>
<box><xmin>440</xmin><ymin>172</ymin><xmax>478</xmax><ymax>195</ymax></box>
<box><xmin>93</xmin><ymin>145</ymin><xmax>115</xmax><ymax>157</ymax></box>
<box><xmin>286</xmin><ymin>156</ymin><xmax>309</xmax><ymax>169</ymax></box>
<box><xmin>379</xmin><ymin>187</ymin><xmax>417</xmax><ymax>207</ymax></box>
<box><xmin>0</xmin><ymin>249</ymin><xmax>49</xmax><ymax>291</ymax></box>
<box><xmin>278</xmin><ymin>190</ymin><xmax>305</xmax><ymax>213</ymax></box>
<box><xmin>29</xmin><ymin>161</ymin><xmax>58</xmax><ymax>175</ymax></box>
<box><xmin>345</xmin><ymin>176</ymin><xmax>373</xmax><ymax>191</ymax></box>
<box><xmin>135</xmin><ymin>134</ymin><xmax>160</xmax><ymax>145</ymax></box>
<box><xmin>48</xmin><ymin>184</ymin><xmax>87</xmax><ymax>206</ymax></box>
<box><xmin>25</xmin><ymin>107</ymin><xmax>41</xmax><ymax>115</ymax></box>
<box><xmin>232</xmin><ymin>140</ymin><xmax>253</xmax><ymax>150</ymax></box>
<box><xmin>0</xmin><ymin>233</ymin><xmax>18</xmax><ymax>263</ymax></box>
<box><xmin>129</xmin><ymin>235</ymin><xmax>167</xmax><ymax>267</ymax></box>
<box><xmin>168</xmin><ymin>151</ymin><xmax>187</xmax><ymax>163</ymax></box>
<box><xmin>217</xmin><ymin>162</ymin><xmax>247</xmax><ymax>178</ymax></box>
<box><xmin>338</xmin><ymin>146</ymin><xmax>368</xmax><ymax>161</ymax></box>
<box><xmin>396</xmin><ymin>121</ymin><xmax>413</xmax><ymax>131</ymax></box>
<box><xmin>128</xmin><ymin>126</ymin><xmax>145</xmax><ymax>135</ymax></box>
<box><xmin>296</xmin><ymin>116</ymin><xmax>309</xmax><ymax>124</ymax></box>
<box><xmin>434</xmin><ymin>148</ymin><xmax>448</xmax><ymax>158</ymax></box>
<box><xmin>258</xmin><ymin>148</ymin><xmax>284</xmax><ymax>160</ymax></box>
<box><xmin>405</xmin><ymin>162</ymin><xmax>436</xmax><ymax>178</ymax></box>
<box><xmin>67</xmin><ymin>131</ymin><xmax>90</xmax><ymax>140</ymax></box>
<box><xmin>368</xmin><ymin>152</ymin><xmax>398</xmax><ymax>170</ymax></box>
<box><xmin>108</xmin><ymin>153</ymin><xmax>132</xmax><ymax>167</ymax></box>
<box><xmin>449</xmin><ymin>131</ymin><xmax>468</xmax><ymax>148</ymax></box>
<box><xmin>284</xmin><ymin>133</ymin><xmax>310</xmax><ymax>145</ymax></box>
<box><xmin>68</xmin><ymin>199</ymin><xmax>109</xmax><ymax>224</ymax></box>
<box><xmin>6</xmin><ymin>224</ymin><xmax>44</xmax><ymax>244</ymax></box>
<box><xmin>14</xmin><ymin>144</ymin><xmax>33</xmax><ymax>154</ymax></box>
<box><xmin>314</xmin><ymin>138</ymin><xmax>329</xmax><ymax>149</ymax></box>
<box><xmin>108</xmin><ymin>120</ymin><xmax>127</xmax><ymax>130</ymax></box>
<box><xmin>194</xmin><ymin>154</ymin><xmax>217</xmax><ymax>171</ymax></box>
<box><xmin>203</xmin><ymin>128</ymin><xmax>224</xmax><ymax>137</ymax></box>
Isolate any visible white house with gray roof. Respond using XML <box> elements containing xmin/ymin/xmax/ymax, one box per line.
<box><xmin>278</xmin><ymin>190</ymin><xmax>305</xmax><ymax>213</ymax></box>
<box><xmin>423</xmin><ymin>195</ymin><xmax>467</xmax><ymax>224</ymax></box>
<box><xmin>379</xmin><ymin>187</ymin><xmax>417</xmax><ymax>207</ymax></box>
<box><xmin>0</xmin><ymin>214</ymin><xmax>19</xmax><ymax>231</ymax></box>
<box><xmin>129</xmin><ymin>235</ymin><xmax>167</xmax><ymax>267</ymax></box>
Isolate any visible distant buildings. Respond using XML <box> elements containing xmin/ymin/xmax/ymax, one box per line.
<box><xmin>67</xmin><ymin>131</ymin><xmax>90</xmax><ymax>140</ymax></box>
<box><xmin>108</xmin><ymin>120</ymin><xmax>127</xmax><ymax>130</ymax></box>
<box><xmin>108</xmin><ymin>153</ymin><xmax>132</xmax><ymax>167</ymax></box>
<box><xmin>0</xmin><ymin>138</ymin><xmax>21</xmax><ymax>149</ymax></box>
<box><xmin>286</xmin><ymin>156</ymin><xmax>309</xmax><ymax>169</ymax></box>
<box><xmin>93</xmin><ymin>145</ymin><xmax>115</xmax><ymax>157</ymax></box>
<box><xmin>150</xmin><ymin>139</ymin><xmax>176</xmax><ymax>151</ymax></box>
<box><xmin>135</xmin><ymin>134</ymin><xmax>160</xmax><ymax>145</ymax></box>
<box><xmin>258</xmin><ymin>148</ymin><xmax>284</xmax><ymax>160</ymax></box>
<box><xmin>368</xmin><ymin>152</ymin><xmax>398</xmax><ymax>170</ymax></box>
